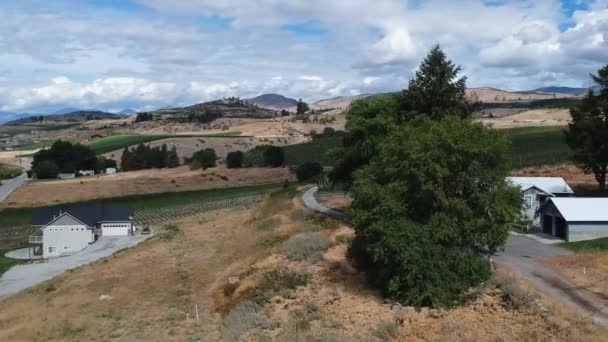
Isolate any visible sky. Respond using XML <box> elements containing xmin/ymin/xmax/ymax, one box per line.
<box><xmin>0</xmin><ymin>0</ymin><xmax>607</xmax><ymax>117</ymax></box>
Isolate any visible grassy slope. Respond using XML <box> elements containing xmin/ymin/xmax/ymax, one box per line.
<box><xmin>0</xmin><ymin>182</ymin><xmax>281</xmax><ymax>228</ymax></box>
<box><xmin>87</xmin><ymin>132</ymin><xmax>247</xmax><ymax>154</ymax></box>
<box><xmin>0</xmin><ymin>252</ymin><xmax>22</xmax><ymax>277</ymax></box>
<box><xmin>561</xmin><ymin>237</ymin><xmax>608</xmax><ymax>253</ymax></box>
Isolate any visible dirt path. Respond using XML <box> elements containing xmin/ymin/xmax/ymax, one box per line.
<box><xmin>302</xmin><ymin>186</ymin><xmax>608</xmax><ymax>327</ymax></box>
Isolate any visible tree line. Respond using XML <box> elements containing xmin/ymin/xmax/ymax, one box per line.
<box><xmin>31</xmin><ymin>140</ymin><xmax>117</xmax><ymax>179</ymax></box>
<box><xmin>121</xmin><ymin>143</ymin><xmax>180</xmax><ymax>171</ymax></box>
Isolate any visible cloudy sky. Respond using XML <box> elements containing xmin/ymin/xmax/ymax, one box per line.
<box><xmin>0</xmin><ymin>0</ymin><xmax>606</xmax><ymax>117</ymax></box>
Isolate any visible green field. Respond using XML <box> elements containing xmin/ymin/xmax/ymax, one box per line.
<box><xmin>0</xmin><ymin>182</ymin><xmax>282</xmax><ymax>229</ymax></box>
<box><xmin>0</xmin><ymin>252</ymin><xmax>22</xmax><ymax>276</ymax></box>
<box><xmin>0</xmin><ymin>164</ymin><xmax>22</xmax><ymax>180</ymax></box>
<box><xmin>507</xmin><ymin>126</ymin><xmax>571</xmax><ymax>168</ymax></box>
<box><xmin>561</xmin><ymin>237</ymin><xmax>608</xmax><ymax>253</ymax></box>
<box><xmin>253</xmin><ymin>126</ymin><xmax>572</xmax><ymax>169</ymax></box>
<box><xmin>87</xmin><ymin>133</ymin><xmax>248</xmax><ymax>154</ymax></box>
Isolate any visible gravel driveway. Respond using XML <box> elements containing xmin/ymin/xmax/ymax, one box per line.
<box><xmin>0</xmin><ymin>173</ymin><xmax>27</xmax><ymax>204</ymax></box>
<box><xmin>302</xmin><ymin>186</ymin><xmax>608</xmax><ymax>326</ymax></box>
<box><xmin>0</xmin><ymin>234</ymin><xmax>152</xmax><ymax>300</ymax></box>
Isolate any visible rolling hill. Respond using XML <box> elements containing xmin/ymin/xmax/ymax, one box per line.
<box><xmin>2</xmin><ymin>110</ymin><xmax>121</xmax><ymax>126</ymax></box>
<box><xmin>532</xmin><ymin>86</ymin><xmax>597</xmax><ymax>96</ymax></box>
<box><xmin>247</xmin><ymin>94</ymin><xmax>298</xmax><ymax>110</ymax></box>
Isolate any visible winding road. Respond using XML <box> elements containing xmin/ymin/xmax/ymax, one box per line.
<box><xmin>302</xmin><ymin>186</ymin><xmax>608</xmax><ymax>326</ymax></box>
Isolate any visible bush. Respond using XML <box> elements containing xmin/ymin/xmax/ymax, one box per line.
<box><xmin>0</xmin><ymin>165</ymin><xmax>22</xmax><ymax>180</ymax></box>
<box><xmin>494</xmin><ymin>274</ymin><xmax>534</xmax><ymax>310</ymax></box>
<box><xmin>283</xmin><ymin>232</ymin><xmax>330</xmax><ymax>262</ymax></box>
<box><xmin>373</xmin><ymin>321</ymin><xmax>399</xmax><ymax>341</ymax></box>
<box><xmin>323</xmin><ymin>127</ymin><xmax>336</xmax><ymax>137</ymax></box>
<box><xmin>190</xmin><ymin>148</ymin><xmax>217</xmax><ymax>170</ymax></box>
<box><xmin>222</xmin><ymin>302</ymin><xmax>259</xmax><ymax>342</ymax></box>
<box><xmin>263</xmin><ymin>145</ymin><xmax>285</xmax><ymax>167</ymax></box>
<box><xmin>295</xmin><ymin>162</ymin><xmax>323</xmax><ymax>182</ymax></box>
<box><xmin>226</xmin><ymin>151</ymin><xmax>244</xmax><ymax>169</ymax></box>
<box><xmin>161</xmin><ymin>224</ymin><xmax>180</xmax><ymax>240</ymax></box>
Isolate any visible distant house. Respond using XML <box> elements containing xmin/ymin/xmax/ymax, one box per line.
<box><xmin>78</xmin><ymin>170</ymin><xmax>95</xmax><ymax>177</ymax></box>
<box><xmin>105</xmin><ymin>167</ymin><xmax>117</xmax><ymax>174</ymax></box>
<box><xmin>507</xmin><ymin>177</ymin><xmax>574</xmax><ymax>220</ymax></box>
<box><xmin>540</xmin><ymin>198</ymin><xmax>608</xmax><ymax>242</ymax></box>
<box><xmin>29</xmin><ymin>203</ymin><xmax>134</xmax><ymax>259</ymax></box>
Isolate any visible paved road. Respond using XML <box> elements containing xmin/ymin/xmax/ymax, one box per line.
<box><xmin>0</xmin><ymin>173</ymin><xmax>27</xmax><ymax>204</ymax></box>
<box><xmin>302</xmin><ymin>186</ymin><xmax>608</xmax><ymax>326</ymax></box>
<box><xmin>0</xmin><ymin>234</ymin><xmax>152</xmax><ymax>300</ymax></box>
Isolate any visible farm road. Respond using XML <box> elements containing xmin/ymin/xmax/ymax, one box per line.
<box><xmin>0</xmin><ymin>173</ymin><xmax>27</xmax><ymax>204</ymax></box>
<box><xmin>0</xmin><ymin>234</ymin><xmax>152</xmax><ymax>300</ymax></box>
<box><xmin>302</xmin><ymin>186</ymin><xmax>608</xmax><ymax>327</ymax></box>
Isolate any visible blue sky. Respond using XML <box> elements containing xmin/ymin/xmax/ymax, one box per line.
<box><xmin>0</xmin><ymin>0</ymin><xmax>606</xmax><ymax>116</ymax></box>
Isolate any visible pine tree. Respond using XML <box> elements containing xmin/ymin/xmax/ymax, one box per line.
<box><xmin>121</xmin><ymin>147</ymin><xmax>132</xmax><ymax>171</ymax></box>
<box><xmin>167</xmin><ymin>146</ymin><xmax>180</xmax><ymax>168</ymax></box>
<box><xmin>402</xmin><ymin>45</ymin><xmax>478</xmax><ymax>121</ymax></box>
<box><xmin>566</xmin><ymin>64</ymin><xmax>608</xmax><ymax>190</ymax></box>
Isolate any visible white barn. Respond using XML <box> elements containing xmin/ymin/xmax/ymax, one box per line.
<box><xmin>29</xmin><ymin>203</ymin><xmax>134</xmax><ymax>259</ymax></box>
<box><xmin>540</xmin><ymin>198</ymin><xmax>608</xmax><ymax>242</ymax></box>
<box><xmin>507</xmin><ymin>177</ymin><xmax>574</xmax><ymax>220</ymax></box>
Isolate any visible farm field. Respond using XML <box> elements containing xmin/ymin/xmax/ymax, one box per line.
<box><xmin>0</xmin><ymin>182</ymin><xmax>282</xmax><ymax>244</ymax></box>
<box><xmin>87</xmin><ymin>133</ymin><xmax>249</xmax><ymax>154</ymax></box>
<box><xmin>270</xmin><ymin>126</ymin><xmax>571</xmax><ymax>169</ymax></box>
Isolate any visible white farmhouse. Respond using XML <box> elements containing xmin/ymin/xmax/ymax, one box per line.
<box><xmin>507</xmin><ymin>177</ymin><xmax>574</xmax><ymax>220</ymax></box>
<box><xmin>29</xmin><ymin>203</ymin><xmax>134</xmax><ymax>259</ymax></box>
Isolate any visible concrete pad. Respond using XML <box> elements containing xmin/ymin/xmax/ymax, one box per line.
<box><xmin>4</xmin><ymin>248</ymin><xmax>43</xmax><ymax>260</ymax></box>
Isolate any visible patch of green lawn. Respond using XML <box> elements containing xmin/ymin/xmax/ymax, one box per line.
<box><xmin>0</xmin><ymin>251</ymin><xmax>22</xmax><ymax>276</ymax></box>
<box><xmin>560</xmin><ymin>237</ymin><xmax>608</xmax><ymax>253</ymax></box>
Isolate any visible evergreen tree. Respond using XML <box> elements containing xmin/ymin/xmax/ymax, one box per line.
<box><xmin>167</xmin><ymin>146</ymin><xmax>180</xmax><ymax>168</ymax></box>
<box><xmin>566</xmin><ymin>64</ymin><xmax>608</xmax><ymax>190</ymax></box>
<box><xmin>121</xmin><ymin>147</ymin><xmax>132</xmax><ymax>171</ymax></box>
<box><xmin>296</xmin><ymin>98</ymin><xmax>309</xmax><ymax>115</ymax></box>
<box><xmin>401</xmin><ymin>45</ymin><xmax>478</xmax><ymax>121</ymax></box>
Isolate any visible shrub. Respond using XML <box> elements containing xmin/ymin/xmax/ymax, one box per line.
<box><xmin>283</xmin><ymin>232</ymin><xmax>330</xmax><ymax>262</ymax></box>
<box><xmin>295</xmin><ymin>162</ymin><xmax>323</xmax><ymax>182</ymax></box>
<box><xmin>263</xmin><ymin>145</ymin><xmax>285</xmax><ymax>167</ymax></box>
<box><xmin>226</xmin><ymin>151</ymin><xmax>244</xmax><ymax>169</ymax></box>
<box><xmin>222</xmin><ymin>302</ymin><xmax>259</xmax><ymax>342</ymax></box>
<box><xmin>254</xmin><ymin>217</ymin><xmax>280</xmax><ymax>231</ymax></box>
<box><xmin>494</xmin><ymin>274</ymin><xmax>534</xmax><ymax>310</ymax></box>
<box><xmin>373</xmin><ymin>321</ymin><xmax>399</xmax><ymax>341</ymax></box>
<box><xmin>161</xmin><ymin>224</ymin><xmax>180</xmax><ymax>240</ymax></box>
<box><xmin>289</xmin><ymin>208</ymin><xmax>315</xmax><ymax>222</ymax></box>
<box><xmin>0</xmin><ymin>165</ymin><xmax>22</xmax><ymax>180</ymax></box>
<box><xmin>190</xmin><ymin>148</ymin><xmax>217</xmax><ymax>170</ymax></box>
<box><xmin>323</xmin><ymin>127</ymin><xmax>336</xmax><ymax>137</ymax></box>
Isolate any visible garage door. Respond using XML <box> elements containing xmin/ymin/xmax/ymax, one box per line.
<box><xmin>555</xmin><ymin>218</ymin><xmax>567</xmax><ymax>240</ymax></box>
<box><xmin>101</xmin><ymin>224</ymin><xmax>130</xmax><ymax>236</ymax></box>
<box><xmin>543</xmin><ymin>215</ymin><xmax>553</xmax><ymax>235</ymax></box>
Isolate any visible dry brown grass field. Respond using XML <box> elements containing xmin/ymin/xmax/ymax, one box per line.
<box><xmin>512</xmin><ymin>164</ymin><xmax>598</xmax><ymax>191</ymax></box>
<box><xmin>1</xmin><ymin>188</ymin><xmax>605</xmax><ymax>341</ymax></box>
<box><xmin>4</xmin><ymin>166</ymin><xmax>292</xmax><ymax>208</ymax></box>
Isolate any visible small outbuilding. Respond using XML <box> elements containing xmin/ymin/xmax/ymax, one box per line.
<box><xmin>507</xmin><ymin>177</ymin><xmax>574</xmax><ymax>220</ymax></box>
<box><xmin>539</xmin><ymin>198</ymin><xmax>608</xmax><ymax>242</ymax></box>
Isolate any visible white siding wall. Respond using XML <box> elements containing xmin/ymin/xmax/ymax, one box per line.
<box><xmin>101</xmin><ymin>222</ymin><xmax>131</xmax><ymax>236</ymax></box>
<box><xmin>521</xmin><ymin>188</ymin><xmax>549</xmax><ymax>220</ymax></box>
<box><xmin>42</xmin><ymin>224</ymin><xmax>93</xmax><ymax>259</ymax></box>
<box><xmin>568</xmin><ymin>223</ymin><xmax>608</xmax><ymax>242</ymax></box>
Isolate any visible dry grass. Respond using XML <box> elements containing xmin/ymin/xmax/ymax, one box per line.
<box><xmin>513</xmin><ymin>164</ymin><xmax>597</xmax><ymax>190</ymax></box>
<box><xmin>542</xmin><ymin>254</ymin><xmax>608</xmax><ymax>303</ymax></box>
<box><xmin>5</xmin><ymin>166</ymin><xmax>292</xmax><ymax>208</ymax></box>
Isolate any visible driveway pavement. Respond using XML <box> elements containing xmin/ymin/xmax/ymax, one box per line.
<box><xmin>0</xmin><ymin>234</ymin><xmax>152</xmax><ymax>300</ymax></box>
<box><xmin>302</xmin><ymin>186</ymin><xmax>608</xmax><ymax>326</ymax></box>
<box><xmin>0</xmin><ymin>173</ymin><xmax>27</xmax><ymax>204</ymax></box>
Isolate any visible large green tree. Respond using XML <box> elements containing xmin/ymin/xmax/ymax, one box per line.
<box><xmin>401</xmin><ymin>44</ymin><xmax>478</xmax><ymax>121</ymax></box>
<box><xmin>349</xmin><ymin>117</ymin><xmax>521</xmax><ymax>307</ymax></box>
<box><xmin>566</xmin><ymin>65</ymin><xmax>608</xmax><ymax>190</ymax></box>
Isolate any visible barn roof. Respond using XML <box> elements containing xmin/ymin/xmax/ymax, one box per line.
<box><xmin>32</xmin><ymin>203</ymin><xmax>134</xmax><ymax>227</ymax></box>
<box><xmin>548</xmin><ymin>198</ymin><xmax>608</xmax><ymax>222</ymax></box>
<box><xmin>507</xmin><ymin>177</ymin><xmax>574</xmax><ymax>195</ymax></box>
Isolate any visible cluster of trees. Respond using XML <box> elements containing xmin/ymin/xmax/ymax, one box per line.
<box><xmin>189</xmin><ymin>148</ymin><xmax>218</xmax><ymax>170</ymax></box>
<box><xmin>333</xmin><ymin>45</ymin><xmax>521</xmax><ymax>307</ymax></box>
<box><xmin>121</xmin><ymin>143</ymin><xmax>180</xmax><ymax>171</ymax></box>
<box><xmin>295</xmin><ymin>162</ymin><xmax>323</xmax><ymax>182</ymax></box>
<box><xmin>135</xmin><ymin>112</ymin><xmax>153</xmax><ymax>122</ymax></box>
<box><xmin>242</xmin><ymin>145</ymin><xmax>285</xmax><ymax>168</ymax></box>
<box><xmin>31</xmin><ymin>140</ymin><xmax>116</xmax><ymax>179</ymax></box>
<box><xmin>566</xmin><ymin>65</ymin><xmax>608</xmax><ymax>190</ymax></box>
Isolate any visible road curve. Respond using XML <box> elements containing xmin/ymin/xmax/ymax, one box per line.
<box><xmin>302</xmin><ymin>186</ymin><xmax>608</xmax><ymax>326</ymax></box>
<box><xmin>0</xmin><ymin>173</ymin><xmax>27</xmax><ymax>204</ymax></box>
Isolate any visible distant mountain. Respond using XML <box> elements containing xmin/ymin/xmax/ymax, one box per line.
<box><xmin>117</xmin><ymin>109</ymin><xmax>137</xmax><ymax>115</ymax></box>
<box><xmin>247</xmin><ymin>94</ymin><xmax>298</xmax><ymax>110</ymax></box>
<box><xmin>0</xmin><ymin>111</ymin><xmax>21</xmax><ymax>125</ymax></box>
<box><xmin>532</xmin><ymin>86</ymin><xmax>598</xmax><ymax>96</ymax></box>
<box><xmin>3</xmin><ymin>110</ymin><xmax>121</xmax><ymax>126</ymax></box>
<box><xmin>52</xmin><ymin>107</ymin><xmax>82</xmax><ymax>115</ymax></box>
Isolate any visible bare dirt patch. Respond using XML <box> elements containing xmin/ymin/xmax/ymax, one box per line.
<box><xmin>5</xmin><ymin>166</ymin><xmax>292</xmax><ymax>208</ymax></box>
<box><xmin>542</xmin><ymin>254</ymin><xmax>608</xmax><ymax>303</ymax></box>
<box><xmin>482</xmin><ymin>108</ymin><xmax>571</xmax><ymax>128</ymax></box>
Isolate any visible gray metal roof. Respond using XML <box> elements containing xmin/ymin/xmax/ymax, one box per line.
<box><xmin>507</xmin><ymin>177</ymin><xmax>574</xmax><ymax>195</ymax></box>
<box><xmin>32</xmin><ymin>203</ymin><xmax>134</xmax><ymax>227</ymax></box>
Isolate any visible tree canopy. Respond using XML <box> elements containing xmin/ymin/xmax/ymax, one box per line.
<box><xmin>32</xmin><ymin>140</ymin><xmax>98</xmax><ymax>178</ymax></box>
<box><xmin>296</xmin><ymin>98</ymin><xmax>310</xmax><ymax>115</ymax></box>
<box><xmin>121</xmin><ymin>143</ymin><xmax>180</xmax><ymax>171</ymax></box>
<box><xmin>566</xmin><ymin>64</ymin><xmax>608</xmax><ymax>190</ymax></box>
<box><xmin>226</xmin><ymin>151</ymin><xmax>244</xmax><ymax>169</ymax></box>
<box><xmin>190</xmin><ymin>148</ymin><xmax>218</xmax><ymax>170</ymax></box>
<box><xmin>349</xmin><ymin>117</ymin><xmax>521</xmax><ymax>307</ymax></box>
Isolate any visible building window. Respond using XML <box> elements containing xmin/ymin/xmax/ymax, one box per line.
<box><xmin>48</xmin><ymin>247</ymin><xmax>56</xmax><ymax>254</ymax></box>
<box><xmin>524</xmin><ymin>195</ymin><xmax>533</xmax><ymax>209</ymax></box>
